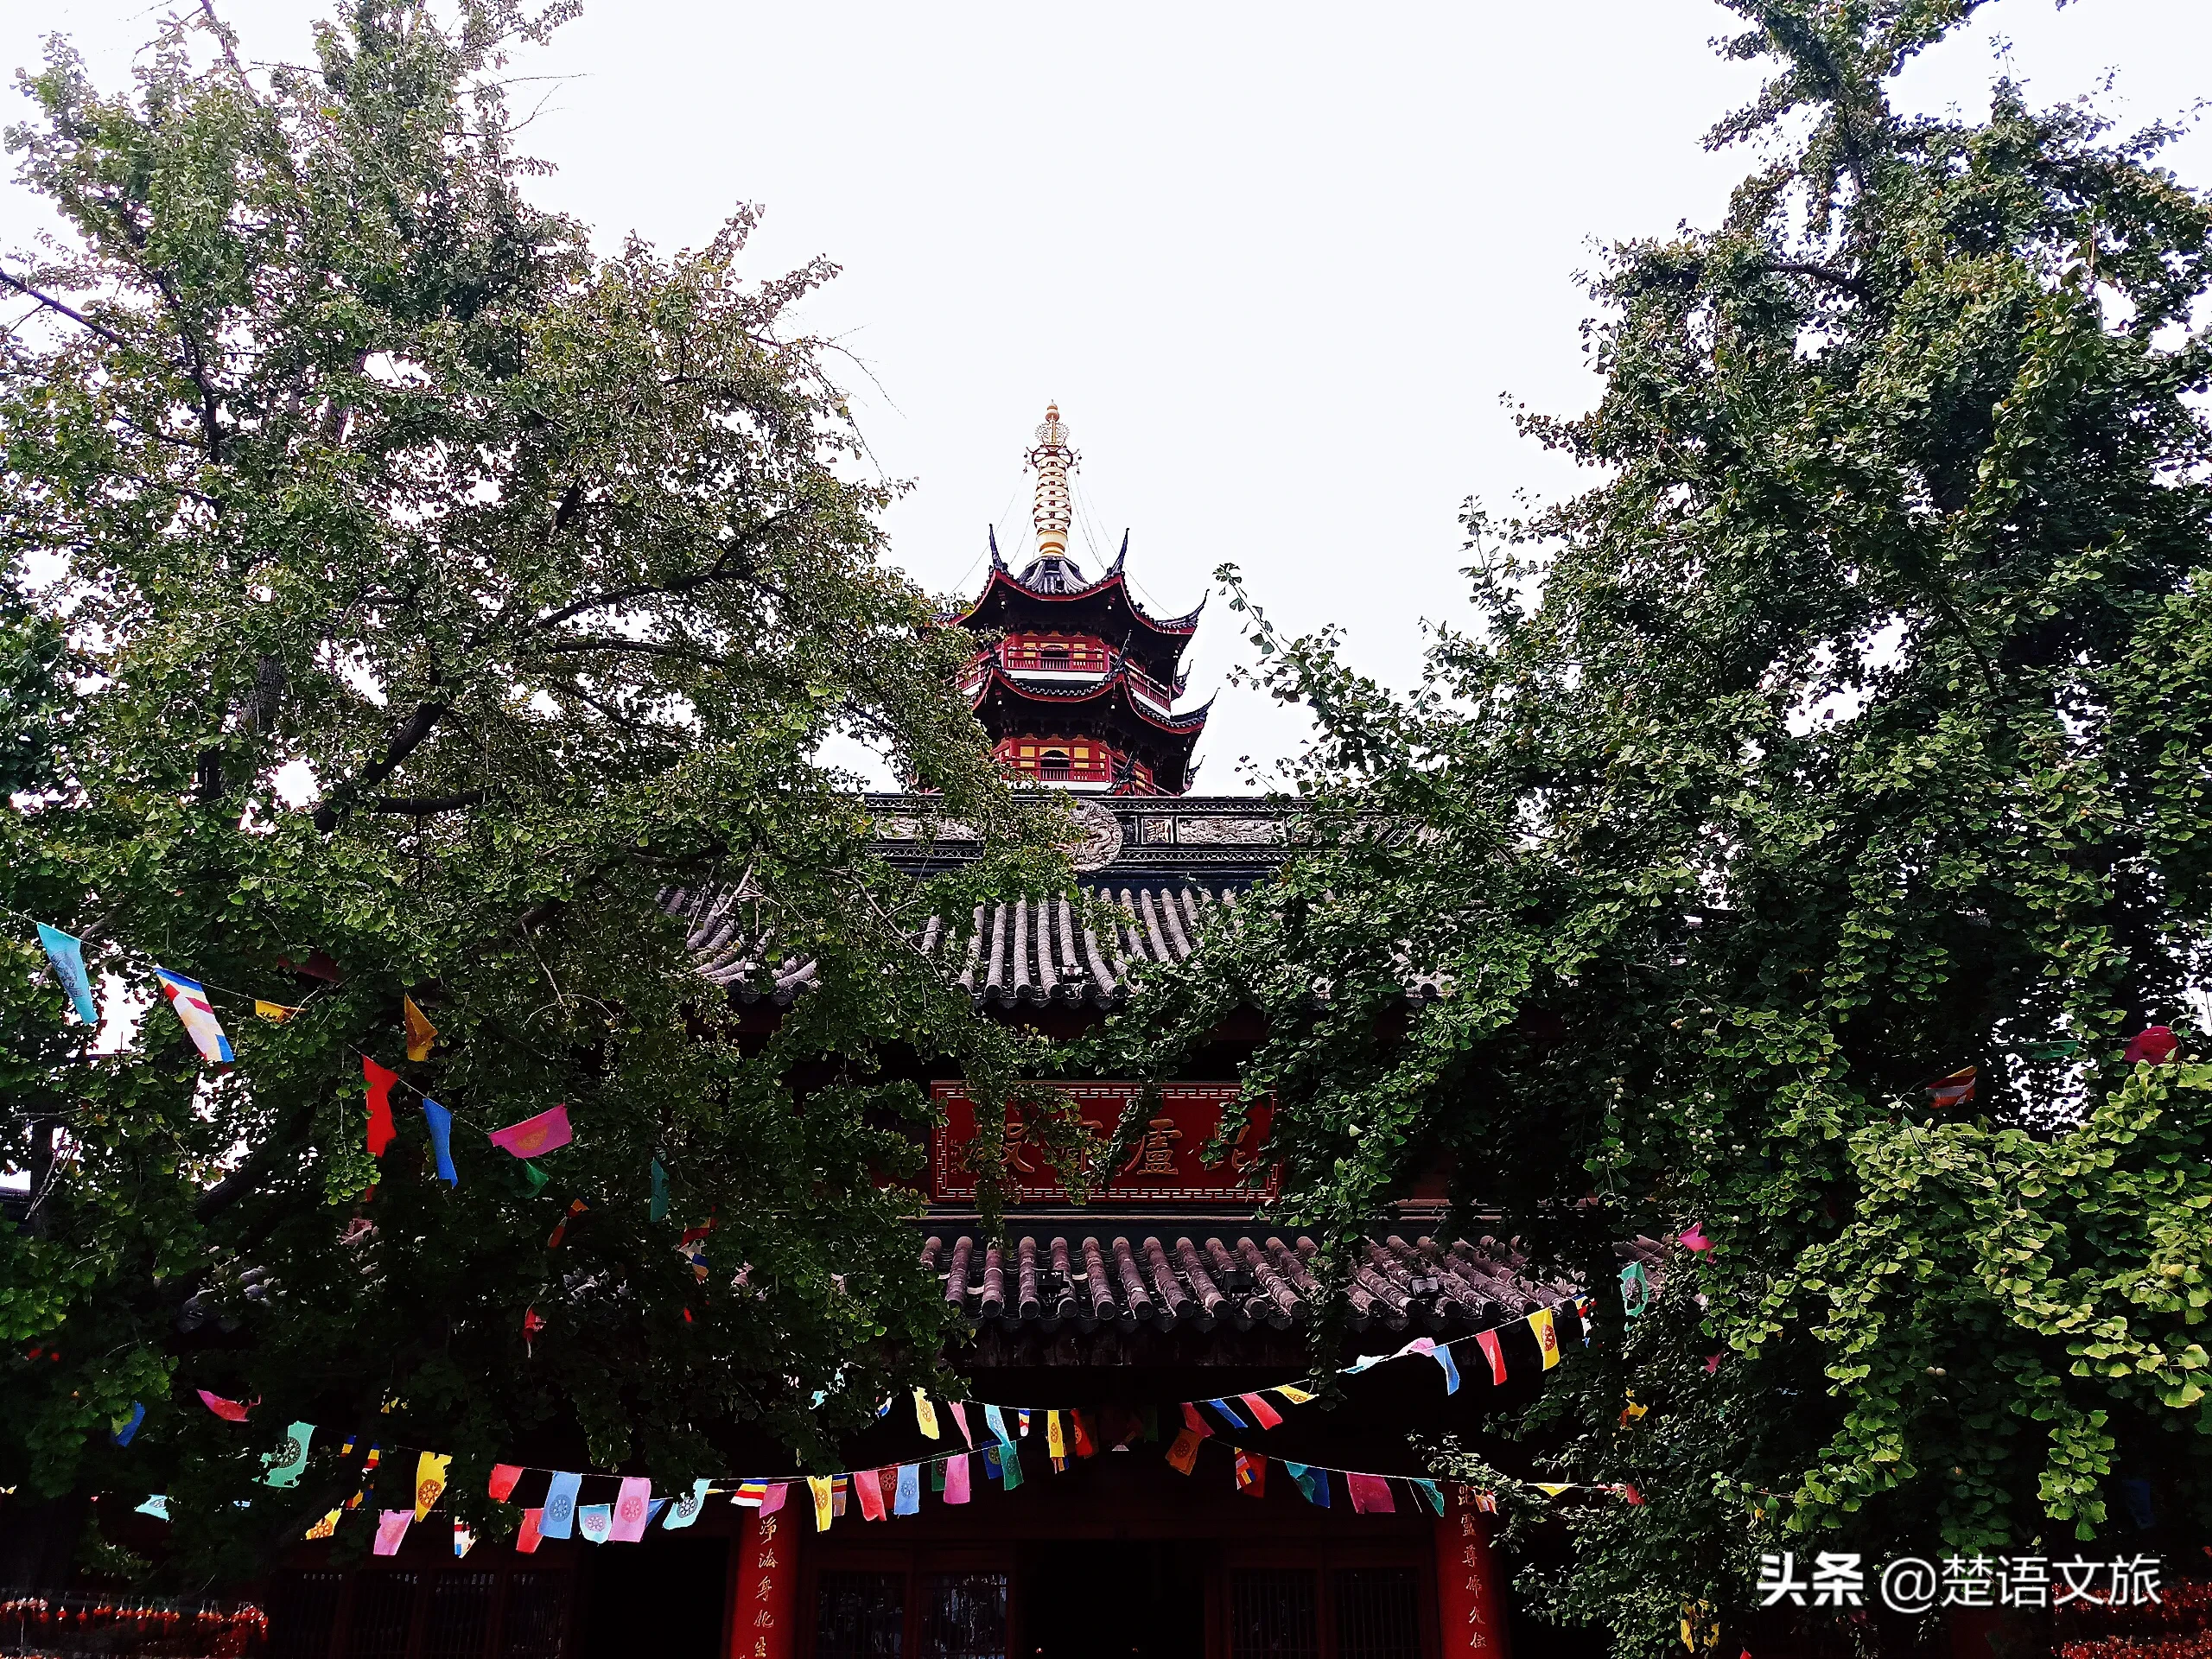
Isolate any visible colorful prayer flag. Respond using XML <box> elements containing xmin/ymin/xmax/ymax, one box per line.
<box><xmin>264</xmin><ymin>1422</ymin><xmax>314</xmax><ymax>1488</ymax></box>
<box><xmin>547</xmin><ymin>1198</ymin><xmax>589</xmax><ymax>1249</ymax></box>
<box><xmin>1619</xmin><ymin>1260</ymin><xmax>1651</xmax><ymax>1319</ymax></box>
<box><xmin>732</xmin><ymin>1481</ymin><xmax>769</xmax><ymax>1508</ymax></box>
<box><xmin>517</xmin><ymin>1510</ymin><xmax>544</xmax><ymax>1554</ymax></box>
<box><xmin>854</xmin><ymin>1468</ymin><xmax>887</xmax><ymax>1522</ymax></box>
<box><xmin>488</xmin><ymin>1465</ymin><xmax>524</xmax><ymax>1503</ymax></box>
<box><xmin>111</xmin><ymin>1402</ymin><xmax>144</xmax><ymax>1447</ymax></box>
<box><xmin>305</xmin><ymin>1510</ymin><xmax>341</xmax><ymax>1541</ymax></box>
<box><xmin>1533</xmin><ymin>1483</ymin><xmax>1572</xmax><ymax>1497</ymax></box>
<box><xmin>157</xmin><ymin>969</ymin><xmax>234</xmax><ymax>1064</ymax></box>
<box><xmin>1529</xmin><ymin>1308</ymin><xmax>1561</xmax><ymax>1370</ymax></box>
<box><xmin>1411</xmin><ymin>1479</ymin><xmax>1446</xmax><ymax>1516</ymax></box>
<box><xmin>1283</xmin><ymin>1463</ymin><xmax>1329</xmax><ymax>1507</ymax></box>
<box><xmin>136</xmin><ymin>1496</ymin><xmax>168</xmax><ymax>1520</ymax></box>
<box><xmin>197</xmin><ymin>1389</ymin><xmax>251</xmax><ymax>1422</ymax></box>
<box><xmin>1474</xmin><ymin>1330</ymin><xmax>1507</xmax><ymax>1386</ymax></box>
<box><xmin>422</xmin><ymin>1098</ymin><xmax>457</xmax><ymax>1185</ymax></box>
<box><xmin>1205</xmin><ymin>1397</ymin><xmax>1249</xmax><ymax>1428</ymax></box>
<box><xmin>1237</xmin><ymin>1392</ymin><xmax>1285</xmax><ymax>1427</ymax></box>
<box><xmin>948</xmin><ymin>1400</ymin><xmax>973</xmax><ymax>1446</ymax></box>
<box><xmin>1925</xmin><ymin>1067</ymin><xmax>1976</xmax><ymax>1109</ymax></box>
<box><xmin>914</xmin><ymin>1390</ymin><xmax>940</xmax><ymax>1440</ymax></box>
<box><xmin>1166</xmin><ymin>1429</ymin><xmax>1203</xmax><ymax>1475</ymax></box>
<box><xmin>1345</xmin><ymin>1474</ymin><xmax>1395</xmax><ymax>1514</ymax></box>
<box><xmin>1235</xmin><ymin>1452</ymin><xmax>1267</xmax><ymax>1497</ymax></box>
<box><xmin>539</xmin><ymin>1472</ymin><xmax>581</xmax><ymax>1539</ymax></box>
<box><xmin>760</xmin><ymin>1482</ymin><xmax>788</xmax><ymax>1516</ymax></box>
<box><xmin>454</xmin><ymin>1522</ymin><xmax>476</xmax><ymax>1559</ymax></box>
<box><xmin>810</xmin><ymin>1476</ymin><xmax>835</xmax><ymax>1532</ymax></box>
<box><xmin>650</xmin><ymin>1158</ymin><xmax>670</xmax><ymax>1223</ymax></box>
<box><xmin>577</xmin><ymin>1503</ymin><xmax>612</xmax><ymax>1543</ymax></box>
<box><xmin>2126</xmin><ymin>1027</ymin><xmax>2179</xmax><ymax>1066</ymax></box>
<box><xmin>35</xmin><ymin>925</ymin><xmax>98</xmax><ymax>1024</ymax></box>
<box><xmin>362</xmin><ymin>1056</ymin><xmax>399</xmax><ymax>1158</ymax></box>
<box><xmin>1046</xmin><ymin>1410</ymin><xmax>1065</xmax><ymax>1459</ymax></box>
<box><xmin>1180</xmin><ymin>1401</ymin><xmax>1213</xmax><ymax>1439</ymax></box>
<box><xmin>1474</xmin><ymin>1491</ymin><xmax>1498</xmax><ymax>1514</ymax></box>
<box><xmin>893</xmin><ymin>1464</ymin><xmax>921</xmax><ymax>1516</ymax></box>
<box><xmin>1274</xmin><ymin>1383</ymin><xmax>1318</xmax><ymax>1405</ymax></box>
<box><xmin>414</xmin><ymin>1452</ymin><xmax>451</xmax><ymax>1521</ymax></box>
<box><xmin>945</xmin><ymin>1454</ymin><xmax>972</xmax><ymax>1504</ymax></box>
<box><xmin>983</xmin><ymin>1403</ymin><xmax>1014</xmax><ymax>1450</ymax></box>
<box><xmin>1070</xmin><ymin>1411</ymin><xmax>1096</xmax><ymax>1458</ymax></box>
<box><xmin>403</xmin><ymin>995</ymin><xmax>438</xmax><ymax>1061</ymax></box>
<box><xmin>490</xmin><ymin>1104</ymin><xmax>573</xmax><ymax>1160</ymax></box>
<box><xmin>664</xmin><ymin>1480</ymin><xmax>709</xmax><ymax>1529</ymax></box>
<box><xmin>998</xmin><ymin>1444</ymin><xmax>1024</xmax><ymax>1491</ymax></box>
<box><xmin>374</xmin><ymin>1510</ymin><xmax>412</xmax><ymax>1555</ymax></box>
<box><xmin>254</xmin><ymin>1000</ymin><xmax>297</xmax><ymax>1023</ymax></box>
<box><xmin>610</xmin><ymin>1477</ymin><xmax>652</xmax><ymax>1541</ymax></box>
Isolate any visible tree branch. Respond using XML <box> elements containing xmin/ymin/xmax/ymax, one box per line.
<box><xmin>366</xmin><ymin>790</ymin><xmax>487</xmax><ymax>815</ymax></box>
<box><xmin>1758</xmin><ymin>258</ymin><xmax>1869</xmax><ymax>299</ymax></box>
<box><xmin>313</xmin><ymin>701</ymin><xmax>448</xmax><ymax>833</ymax></box>
<box><xmin>0</xmin><ymin>269</ymin><xmax>128</xmax><ymax>349</ymax></box>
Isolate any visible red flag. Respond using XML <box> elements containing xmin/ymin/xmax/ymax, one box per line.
<box><xmin>516</xmin><ymin>1509</ymin><xmax>543</xmax><ymax>1554</ymax></box>
<box><xmin>547</xmin><ymin>1198</ymin><xmax>588</xmax><ymax>1249</ymax></box>
<box><xmin>1235</xmin><ymin>1451</ymin><xmax>1267</xmax><ymax>1497</ymax></box>
<box><xmin>853</xmin><ymin>1467</ymin><xmax>887</xmax><ymax>1521</ymax></box>
<box><xmin>488</xmin><ymin>1465</ymin><xmax>524</xmax><ymax>1503</ymax></box>
<box><xmin>1166</xmin><ymin>1428</ymin><xmax>1203</xmax><ymax>1474</ymax></box>
<box><xmin>522</xmin><ymin>1307</ymin><xmax>545</xmax><ymax>1356</ymax></box>
<box><xmin>362</xmin><ymin>1057</ymin><xmax>399</xmax><ymax>1158</ymax></box>
<box><xmin>1925</xmin><ymin>1066</ymin><xmax>1977</xmax><ymax>1109</ymax></box>
<box><xmin>197</xmin><ymin>1389</ymin><xmax>253</xmax><ymax>1421</ymax></box>
<box><xmin>1346</xmin><ymin>1473</ymin><xmax>1395</xmax><ymax>1513</ymax></box>
<box><xmin>1475</xmin><ymin>1329</ymin><xmax>1507</xmax><ymax>1386</ymax></box>
<box><xmin>1180</xmin><ymin>1401</ymin><xmax>1213</xmax><ymax>1439</ymax></box>
<box><xmin>1070</xmin><ymin>1411</ymin><xmax>1096</xmax><ymax>1458</ymax></box>
<box><xmin>1620</xmin><ymin>1484</ymin><xmax>1644</xmax><ymax>1505</ymax></box>
<box><xmin>1677</xmin><ymin>1224</ymin><xmax>1713</xmax><ymax>1254</ymax></box>
<box><xmin>2126</xmin><ymin>1027</ymin><xmax>2178</xmax><ymax>1066</ymax></box>
<box><xmin>1237</xmin><ymin>1392</ymin><xmax>1285</xmax><ymax>1429</ymax></box>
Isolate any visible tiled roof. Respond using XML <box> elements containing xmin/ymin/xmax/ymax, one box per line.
<box><xmin>921</xmin><ymin>1230</ymin><xmax>1594</xmax><ymax>1336</ymax></box>
<box><xmin>668</xmin><ymin>882</ymin><xmax>1253</xmax><ymax>1010</ymax></box>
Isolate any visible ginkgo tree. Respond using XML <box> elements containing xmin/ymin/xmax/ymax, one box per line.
<box><xmin>1087</xmin><ymin>1</ymin><xmax>2212</xmax><ymax>1652</ymax></box>
<box><xmin>0</xmin><ymin>0</ymin><xmax>1058</xmax><ymax>1585</ymax></box>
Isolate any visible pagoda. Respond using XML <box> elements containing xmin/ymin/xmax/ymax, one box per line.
<box><xmin>954</xmin><ymin>404</ymin><xmax>1210</xmax><ymax>794</ymax></box>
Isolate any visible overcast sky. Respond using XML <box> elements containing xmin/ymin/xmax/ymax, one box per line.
<box><xmin>5</xmin><ymin>1</ymin><xmax>2209</xmax><ymax>791</ymax></box>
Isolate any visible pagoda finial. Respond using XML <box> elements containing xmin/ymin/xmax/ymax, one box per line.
<box><xmin>1027</xmin><ymin>403</ymin><xmax>1077</xmax><ymax>563</ymax></box>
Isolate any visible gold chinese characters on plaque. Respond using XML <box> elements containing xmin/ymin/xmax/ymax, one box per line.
<box><xmin>929</xmin><ymin>1082</ymin><xmax>1277</xmax><ymax>1203</ymax></box>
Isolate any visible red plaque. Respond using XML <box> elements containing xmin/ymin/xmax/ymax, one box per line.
<box><xmin>930</xmin><ymin>1082</ymin><xmax>1277</xmax><ymax>1203</ymax></box>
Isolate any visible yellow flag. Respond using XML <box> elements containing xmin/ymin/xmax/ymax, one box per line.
<box><xmin>913</xmin><ymin>1389</ymin><xmax>940</xmax><ymax>1440</ymax></box>
<box><xmin>1533</xmin><ymin>1482</ymin><xmax>1572</xmax><ymax>1497</ymax></box>
<box><xmin>305</xmin><ymin>1510</ymin><xmax>340</xmax><ymax>1540</ymax></box>
<box><xmin>413</xmin><ymin>1451</ymin><xmax>450</xmax><ymax>1522</ymax></box>
<box><xmin>1046</xmin><ymin>1410</ymin><xmax>1065</xmax><ymax>1459</ymax></box>
<box><xmin>809</xmin><ymin>1475</ymin><xmax>835</xmax><ymax>1532</ymax></box>
<box><xmin>404</xmin><ymin>995</ymin><xmax>438</xmax><ymax>1062</ymax></box>
<box><xmin>255</xmin><ymin>1001</ymin><xmax>296</xmax><ymax>1024</ymax></box>
<box><xmin>1274</xmin><ymin>1383</ymin><xmax>1319</xmax><ymax>1405</ymax></box>
<box><xmin>1529</xmin><ymin>1307</ymin><xmax>1560</xmax><ymax>1370</ymax></box>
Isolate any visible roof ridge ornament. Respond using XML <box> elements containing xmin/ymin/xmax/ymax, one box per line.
<box><xmin>1027</xmin><ymin>402</ymin><xmax>1079</xmax><ymax>569</ymax></box>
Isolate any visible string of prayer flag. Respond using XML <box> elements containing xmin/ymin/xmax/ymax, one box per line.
<box><xmin>665</xmin><ymin>1480</ymin><xmax>709</xmax><ymax>1529</ymax></box>
<box><xmin>1345</xmin><ymin>1473</ymin><xmax>1395</xmax><ymax>1514</ymax></box>
<box><xmin>1474</xmin><ymin>1330</ymin><xmax>1506</xmax><ymax>1387</ymax></box>
<box><xmin>362</xmin><ymin>1058</ymin><xmax>400</xmax><ymax>1159</ymax></box>
<box><xmin>414</xmin><ymin>1452</ymin><xmax>451</xmax><ymax>1522</ymax></box>
<box><xmin>540</xmin><ymin>1473</ymin><xmax>581</xmax><ymax>1539</ymax></box>
<box><xmin>945</xmin><ymin>1453</ymin><xmax>972</xmax><ymax>1504</ymax></box>
<box><xmin>854</xmin><ymin>1468</ymin><xmax>887</xmax><ymax>1522</ymax></box>
<box><xmin>1529</xmin><ymin>1308</ymin><xmax>1561</xmax><ymax>1370</ymax></box>
<box><xmin>914</xmin><ymin>1391</ymin><xmax>940</xmax><ymax>1440</ymax></box>
<box><xmin>1046</xmin><ymin>1411</ymin><xmax>1065</xmax><ymax>1459</ymax></box>
<box><xmin>893</xmin><ymin>1464</ymin><xmax>921</xmax><ymax>1516</ymax></box>
<box><xmin>1070</xmin><ymin>1411</ymin><xmax>1095</xmax><ymax>1458</ymax></box>
<box><xmin>810</xmin><ymin>1476</ymin><xmax>834</xmax><ymax>1532</ymax></box>
<box><xmin>1411</xmin><ymin>1479</ymin><xmax>1445</xmax><ymax>1516</ymax></box>
<box><xmin>1205</xmin><ymin>1396</ymin><xmax>1249</xmax><ymax>1429</ymax></box>
<box><xmin>949</xmin><ymin>1401</ymin><xmax>972</xmax><ymax>1446</ymax></box>
<box><xmin>1283</xmin><ymin>1463</ymin><xmax>1329</xmax><ymax>1507</ymax></box>
<box><xmin>610</xmin><ymin>1478</ymin><xmax>652</xmax><ymax>1541</ymax></box>
<box><xmin>36</xmin><ymin>925</ymin><xmax>98</xmax><ymax>1024</ymax></box>
<box><xmin>403</xmin><ymin>995</ymin><xmax>438</xmax><ymax>1062</ymax></box>
<box><xmin>263</xmin><ymin>1424</ymin><xmax>313</xmax><ymax>1488</ymax></box>
<box><xmin>488</xmin><ymin>1465</ymin><xmax>524</xmax><ymax>1503</ymax></box>
<box><xmin>1235</xmin><ymin>1451</ymin><xmax>1266</xmax><ymax>1497</ymax></box>
<box><xmin>374</xmin><ymin>1510</ymin><xmax>411</xmax><ymax>1555</ymax></box>
<box><xmin>157</xmin><ymin>970</ymin><xmax>234</xmax><ymax>1065</ymax></box>
<box><xmin>578</xmin><ymin>1503</ymin><xmax>612</xmax><ymax>1543</ymax></box>
<box><xmin>1237</xmin><ymin>1392</ymin><xmax>1285</xmax><ymax>1428</ymax></box>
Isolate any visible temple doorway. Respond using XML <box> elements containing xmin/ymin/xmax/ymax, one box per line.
<box><xmin>1020</xmin><ymin>1542</ymin><xmax>1205</xmax><ymax>1659</ymax></box>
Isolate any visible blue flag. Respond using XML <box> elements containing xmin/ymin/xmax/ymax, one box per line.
<box><xmin>983</xmin><ymin>1403</ymin><xmax>1014</xmax><ymax>1449</ymax></box>
<box><xmin>1283</xmin><ymin>1462</ymin><xmax>1329</xmax><ymax>1507</ymax></box>
<box><xmin>650</xmin><ymin>1157</ymin><xmax>670</xmax><ymax>1223</ymax></box>
<box><xmin>1205</xmin><ymin>1397</ymin><xmax>1249</xmax><ymax>1429</ymax></box>
<box><xmin>540</xmin><ymin>1471</ymin><xmax>582</xmax><ymax>1538</ymax></box>
<box><xmin>36</xmin><ymin>924</ymin><xmax>99</xmax><ymax>1025</ymax></box>
<box><xmin>893</xmin><ymin>1464</ymin><xmax>920</xmax><ymax>1515</ymax></box>
<box><xmin>422</xmin><ymin>1099</ymin><xmax>457</xmax><ymax>1185</ymax></box>
<box><xmin>1430</xmin><ymin>1345</ymin><xmax>1461</xmax><ymax>1394</ymax></box>
<box><xmin>111</xmin><ymin>1402</ymin><xmax>145</xmax><ymax>1447</ymax></box>
<box><xmin>1411</xmin><ymin>1478</ymin><xmax>1446</xmax><ymax>1516</ymax></box>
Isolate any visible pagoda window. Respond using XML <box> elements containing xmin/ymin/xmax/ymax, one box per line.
<box><xmin>1038</xmin><ymin>645</ymin><xmax>1071</xmax><ymax>671</ymax></box>
<box><xmin>1038</xmin><ymin>747</ymin><xmax>1072</xmax><ymax>781</ymax></box>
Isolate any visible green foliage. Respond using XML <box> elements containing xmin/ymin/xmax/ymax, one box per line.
<box><xmin>1089</xmin><ymin>2</ymin><xmax>2212</xmax><ymax>1651</ymax></box>
<box><xmin>0</xmin><ymin>0</ymin><xmax>1058</xmax><ymax>1585</ymax></box>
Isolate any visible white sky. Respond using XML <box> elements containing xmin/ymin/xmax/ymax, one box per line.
<box><xmin>5</xmin><ymin>1</ymin><xmax>2209</xmax><ymax>790</ymax></box>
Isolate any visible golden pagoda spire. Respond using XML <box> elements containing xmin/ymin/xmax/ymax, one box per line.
<box><xmin>1027</xmin><ymin>403</ymin><xmax>1077</xmax><ymax>563</ymax></box>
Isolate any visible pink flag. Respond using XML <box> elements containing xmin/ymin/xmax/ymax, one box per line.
<box><xmin>1238</xmin><ymin>1392</ymin><xmax>1285</xmax><ymax>1429</ymax></box>
<box><xmin>1678</xmin><ymin>1224</ymin><xmax>1713</xmax><ymax>1254</ymax></box>
<box><xmin>516</xmin><ymin>1509</ymin><xmax>543</xmax><ymax>1554</ymax></box>
<box><xmin>2126</xmin><ymin>1027</ymin><xmax>2178</xmax><ymax>1065</ymax></box>
<box><xmin>760</xmin><ymin>1482</ymin><xmax>789</xmax><ymax>1516</ymax></box>
<box><xmin>853</xmin><ymin>1467</ymin><xmax>887</xmax><ymax>1521</ymax></box>
<box><xmin>944</xmin><ymin>1453</ymin><xmax>971</xmax><ymax>1504</ymax></box>
<box><xmin>197</xmin><ymin>1389</ymin><xmax>252</xmax><ymax>1421</ymax></box>
<box><xmin>488</xmin><ymin>1465</ymin><xmax>524</xmax><ymax>1503</ymax></box>
<box><xmin>609</xmin><ymin>1477</ymin><xmax>652</xmax><ymax>1541</ymax></box>
<box><xmin>1346</xmin><ymin>1474</ymin><xmax>1395</xmax><ymax>1514</ymax></box>
<box><xmin>488</xmin><ymin>1105</ymin><xmax>573</xmax><ymax>1160</ymax></box>
<box><xmin>1474</xmin><ymin>1330</ymin><xmax>1507</xmax><ymax>1386</ymax></box>
<box><xmin>374</xmin><ymin>1509</ymin><xmax>412</xmax><ymax>1555</ymax></box>
<box><xmin>948</xmin><ymin>1402</ymin><xmax>972</xmax><ymax>1446</ymax></box>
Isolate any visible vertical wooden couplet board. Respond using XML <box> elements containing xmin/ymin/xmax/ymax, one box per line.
<box><xmin>1434</xmin><ymin>1484</ymin><xmax>1510</xmax><ymax>1659</ymax></box>
<box><xmin>728</xmin><ymin>1504</ymin><xmax>797</xmax><ymax>1659</ymax></box>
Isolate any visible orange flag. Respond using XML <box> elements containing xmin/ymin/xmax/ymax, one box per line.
<box><xmin>404</xmin><ymin>995</ymin><xmax>438</xmax><ymax>1062</ymax></box>
<box><xmin>1166</xmin><ymin>1428</ymin><xmax>1203</xmax><ymax>1474</ymax></box>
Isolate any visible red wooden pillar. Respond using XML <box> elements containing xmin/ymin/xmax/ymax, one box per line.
<box><xmin>1434</xmin><ymin>1485</ymin><xmax>1510</xmax><ymax>1659</ymax></box>
<box><xmin>728</xmin><ymin>1503</ymin><xmax>798</xmax><ymax>1659</ymax></box>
